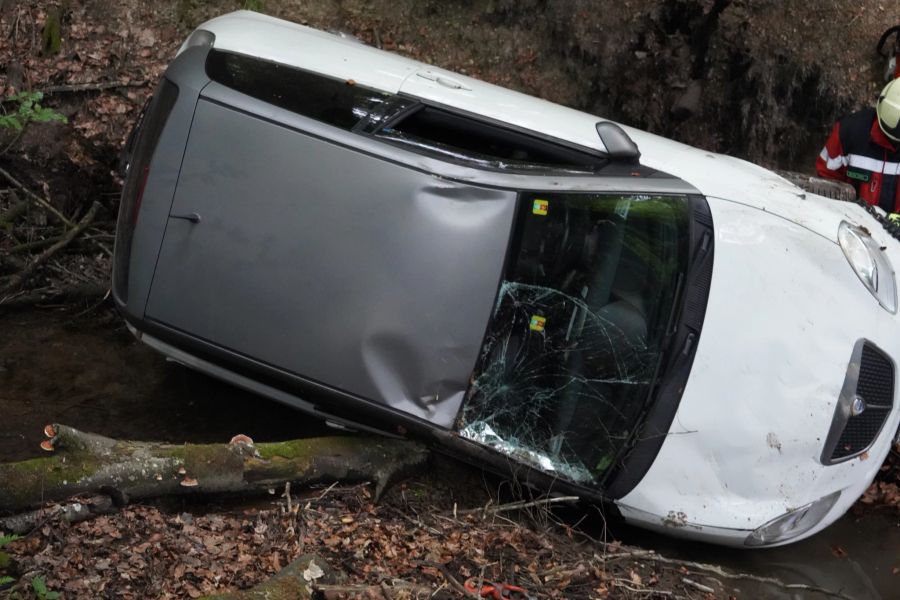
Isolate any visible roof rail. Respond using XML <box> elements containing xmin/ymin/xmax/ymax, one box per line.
<box><xmin>596</xmin><ymin>122</ymin><xmax>641</xmax><ymax>162</ymax></box>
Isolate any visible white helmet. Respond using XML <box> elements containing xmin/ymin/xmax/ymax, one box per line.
<box><xmin>877</xmin><ymin>78</ymin><xmax>900</xmax><ymax>142</ymax></box>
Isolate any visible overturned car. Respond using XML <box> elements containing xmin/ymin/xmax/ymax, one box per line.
<box><xmin>113</xmin><ymin>11</ymin><xmax>900</xmax><ymax>547</ymax></box>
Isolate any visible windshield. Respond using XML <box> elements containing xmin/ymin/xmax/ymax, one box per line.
<box><xmin>458</xmin><ymin>192</ymin><xmax>689</xmax><ymax>486</ymax></box>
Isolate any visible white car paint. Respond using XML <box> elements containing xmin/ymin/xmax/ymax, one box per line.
<box><xmin>617</xmin><ymin>197</ymin><xmax>900</xmax><ymax>545</ymax></box>
<box><xmin>188</xmin><ymin>11</ymin><xmax>900</xmax><ymax>545</ymax></box>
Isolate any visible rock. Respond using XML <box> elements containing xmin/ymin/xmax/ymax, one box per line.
<box><xmin>672</xmin><ymin>79</ymin><xmax>703</xmax><ymax>120</ymax></box>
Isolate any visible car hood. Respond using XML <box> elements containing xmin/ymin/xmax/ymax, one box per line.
<box><xmin>625</xmin><ymin>126</ymin><xmax>875</xmax><ymax>244</ymax></box>
<box><xmin>616</xmin><ymin>196</ymin><xmax>900</xmax><ymax>532</ymax></box>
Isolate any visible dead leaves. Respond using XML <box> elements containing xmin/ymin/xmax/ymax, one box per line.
<box><xmin>0</xmin><ymin>1</ymin><xmax>177</xmax><ymax>157</ymax></box>
<box><xmin>858</xmin><ymin>448</ymin><xmax>900</xmax><ymax>514</ymax></box>
<box><xmin>2</xmin><ymin>484</ymin><xmax>684</xmax><ymax>599</ymax></box>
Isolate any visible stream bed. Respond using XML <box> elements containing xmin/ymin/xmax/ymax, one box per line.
<box><xmin>0</xmin><ymin>307</ymin><xmax>897</xmax><ymax>599</ymax></box>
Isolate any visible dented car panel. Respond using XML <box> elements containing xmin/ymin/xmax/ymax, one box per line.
<box><xmin>113</xmin><ymin>11</ymin><xmax>900</xmax><ymax>547</ymax></box>
<box><xmin>144</xmin><ymin>98</ymin><xmax>517</xmax><ymax>426</ymax></box>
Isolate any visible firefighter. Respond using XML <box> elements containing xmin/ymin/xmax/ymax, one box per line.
<box><xmin>816</xmin><ymin>78</ymin><xmax>900</xmax><ymax>212</ymax></box>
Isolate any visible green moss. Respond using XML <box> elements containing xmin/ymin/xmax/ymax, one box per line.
<box><xmin>255</xmin><ymin>439</ymin><xmax>316</xmax><ymax>461</ymax></box>
<box><xmin>41</xmin><ymin>10</ymin><xmax>62</xmax><ymax>56</ymax></box>
<box><xmin>0</xmin><ymin>456</ymin><xmax>99</xmax><ymax>512</ymax></box>
<box><xmin>256</xmin><ymin>437</ymin><xmax>379</xmax><ymax>461</ymax></box>
<box><xmin>162</xmin><ymin>444</ymin><xmax>242</xmax><ymax>478</ymax></box>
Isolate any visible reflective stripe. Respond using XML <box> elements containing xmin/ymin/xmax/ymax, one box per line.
<box><xmin>819</xmin><ymin>147</ymin><xmax>848</xmax><ymax>171</ymax></box>
<box><xmin>847</xmin><ymin>154</ymin><xmax>900</xmax><ymax>175</ymax></box>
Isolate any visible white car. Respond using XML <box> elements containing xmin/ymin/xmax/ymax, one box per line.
<box><xmin>113</xmin><ymin>10</ymin><xmax>900</xmax><ymax>547</ymax></box>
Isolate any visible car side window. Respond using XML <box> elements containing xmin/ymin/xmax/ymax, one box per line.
<box><xmin>377</xmin><ymin>106</ymin><xmax>604</xmax><ymax>171</ymax></box>
<box><xmin>206</xmin><ymin>49</ymin><xmax>397</xmax><ymax>131</ymax></box>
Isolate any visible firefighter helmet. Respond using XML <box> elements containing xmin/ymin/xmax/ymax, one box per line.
<box><xmin>877</xmin><ymin>78</ymin><xmax>900</xmax><ymax>142</ymax></box>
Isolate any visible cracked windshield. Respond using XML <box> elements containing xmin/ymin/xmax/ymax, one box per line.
<box><xmin>460</xmin><ymin>193</ymin><xmax>689</xmax><ymax>485</ymax></box>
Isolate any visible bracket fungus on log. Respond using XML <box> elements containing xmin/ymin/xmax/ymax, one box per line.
<box><xmin>0</xmin><ymin>424</ymin><xmax>430</xmax><ymax>515</ymax></box>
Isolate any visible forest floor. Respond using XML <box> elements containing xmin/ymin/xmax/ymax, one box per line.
<box><xmin>1</xmin><ymin>1</ymin><xmax>899</xmax><ymax>598</ymax></box>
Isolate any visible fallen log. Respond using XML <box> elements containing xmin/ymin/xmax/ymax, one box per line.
<box><xmin>0</xmin><ymin>425</ymin><xmax>429</xmax><ymax>516</ymax></box>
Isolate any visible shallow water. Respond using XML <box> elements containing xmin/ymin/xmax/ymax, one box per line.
<box><xmin>0</xmin><ymin>307</ymin><xmax>897</xmax><ymax>598</ymax></box>
<box><xmin>616</xmin><ymin>509</ymin><xmax>899</xmax><ymax>599</ymax></box>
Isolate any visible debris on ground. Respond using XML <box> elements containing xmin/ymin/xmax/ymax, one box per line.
<box><xmin>1</xmin><ymin>481</ymin><xmax>845</xmax><ymax>599</ymax></box>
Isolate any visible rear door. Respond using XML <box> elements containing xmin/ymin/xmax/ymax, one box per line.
<box><xmin>144</xmin><ymin>55</ymin><xmax>516</xmax><ymax>426</ymax></box>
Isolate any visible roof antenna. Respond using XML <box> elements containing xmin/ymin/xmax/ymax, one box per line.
<box><xmin>596</xmin><ymin>122</ymin><xmax>641</xmax><ymax>162</ymax></box>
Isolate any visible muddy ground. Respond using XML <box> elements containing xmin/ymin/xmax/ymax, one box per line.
<box><xmin>2</xmin><ymin>0</ymin><xmax>900</xmax><ymax>598</ymax></box>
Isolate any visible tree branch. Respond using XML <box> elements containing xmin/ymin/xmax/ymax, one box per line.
<box><xmin>0</xmin><ymin>165</ymin><xmax>75</xmax><ymax>228</ymax></box>
<box><xmin>0</xmin><ymin>200</ymin><xmax>99</xmax><ymax>300</ymax></box>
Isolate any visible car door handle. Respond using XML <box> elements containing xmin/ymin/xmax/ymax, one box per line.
<box><xmin>415</xmin><ymin>70</ymin><xmax>470</xmax><ymax>90</ymax></box>
<box><xmin>170</xmin><ymin>212</ymin><xmax>201</xmax><ymax>224</ymax></box>
<box><xmin>435</xmin><ymin>75</ymin><xmax>470</xmax><ymax>90</ymax></box>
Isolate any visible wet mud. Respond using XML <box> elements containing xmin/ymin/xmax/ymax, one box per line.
<box><xmin>0</xmin><ymin>307</ymin><xmax>328</xmax><ymax>463</ymax></box>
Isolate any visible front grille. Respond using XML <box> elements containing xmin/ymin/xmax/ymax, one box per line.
<box><xmin>827</xmin><ymin>342</ymin><xmax>894</xmax><ymax>462</ymax></box>
<box><xmin>856</xmin><ymin>344</ymin><xmax>894</xmax><ymax>406</ymax></box>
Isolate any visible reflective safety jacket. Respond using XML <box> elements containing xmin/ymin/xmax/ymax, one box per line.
<box><xmin>816</xmin><ymin>107</ymin><xmax>900</xmax><ymax>212</ymax></box>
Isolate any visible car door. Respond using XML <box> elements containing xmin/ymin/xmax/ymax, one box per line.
<box><xmin>144</xmin><ymin>54</ymin><xmax>517</xmax><ymax>427</ymax></box>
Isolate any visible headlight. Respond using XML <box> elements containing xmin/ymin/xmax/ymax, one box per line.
<box><xmin>838</xmin><ymin>221</ymin><xmax>897</xmax><ymax>313</ymax></box>
<box><xmin>745</xmin><ymin>491</ymin><xmax>840</xmax><ymax>546</ymax></box>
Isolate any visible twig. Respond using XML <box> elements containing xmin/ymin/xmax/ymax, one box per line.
<box><xmin>648</xmin><ymin>554</ymin><xmax>855</xmax><ymax>600</ymax></box>
<box><xmin>0</xmin><ymin>194</ymin><xmax>29</xmax><ymax>226</ymax></box>
<box><xmin>613</xmin><ymin>579</ymin><xmax>675</xmax><ymax>596</ymax></box>
<box><xmin>419</xmin><ymin>562</ymin><xmax>478</xmax><ymax>599</ymax></box>
<box><xmin>69</xmin><ymin>288</ymin><xmax>112</xmax><ymax>319</ymax></box>
<box><xmin>0</xmin><ymin>201</ymin><xmax>99</xmax><ymax>299</ymax></box>
<box><xmin>10</xmin><ymin>233</ymin><xmax>65</xmax><ymax>253</ymax></box>
<box><xmin>314</xmin><ymin>481</ymin><xmax>339</xmax><ymax>502</ymax></box>
<box><xmin>0</xmin><ymin>128</ymin><xmax>25</xmax><ymax>156</ymax></box>
<box><xmin>316</xmin><ymin>582</ymin><xmax>434</xmax><ymax>598</ymax></box>
<box><xmin>0</xmin><ymin>283</ymin><xmax>106</xmax><ymax>311</ymax></box>
<box><xmin>682</xmin><ymin>577</ymin><xmax>715</xmax><ymax>594</ymax></box>
<box><xmin>455</xmin><ymin>495</ymin><xmax>579</xmax><ymax>516</ymax></box>
<box><xmin>0</xmin><ymin>165</ymin><xmax>74</xmax><ymax>228</ymax></box>
<box><xmin>41</xmin><ymin>80</ymin><xmax>147</xmax><ymax>94</ymax></box>
<box><xmin>848</xmin><ymin>7</ymin><xmax>866</xmax><ymax>25</ymax></box>
<box><xmin>388</xmin><ymin>505</ymin><xmax>442</xmax><ymax>535</ymax></box>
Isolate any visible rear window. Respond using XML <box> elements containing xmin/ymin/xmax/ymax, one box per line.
<box><xmin>378</xmin><ymin>106</ymin><xmax>605</xmax><ymax>171</ymax></box>
<box><xmin>207</xmin><ymin>50</ymin><xmax>603</xmax><ymax>172</ymax></box>
<box><xmin>206</xmin><ymin>49</ymin><xmax>397</xmax><ymax>131</ymax></box>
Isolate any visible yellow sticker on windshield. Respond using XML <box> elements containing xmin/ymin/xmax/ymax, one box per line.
<box><xmin>529</xmin><ymin>315</ymin><xmax>547</xmax><ymax>332</ymax></box>
<box><xmin>532</xmin><ymin>199</ymin><xmax>549</xmax><ymax>216</ymax></box>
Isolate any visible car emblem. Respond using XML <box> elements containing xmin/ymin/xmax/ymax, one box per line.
<box><xmin>850</xmin><ymin>395</ymin><xmax>867</xmax><ymax>417</ymax></box>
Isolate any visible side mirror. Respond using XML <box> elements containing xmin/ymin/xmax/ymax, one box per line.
<box><xmin>596</xmin><ymin>121</ymin><xmax>641</xmax><ymax>162</ymax></box>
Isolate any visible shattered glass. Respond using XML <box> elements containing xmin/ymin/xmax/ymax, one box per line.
<box><xmin>458</xmin><ymin>193</ymin><xmax>688</xmax><ymax>486</ymax></box>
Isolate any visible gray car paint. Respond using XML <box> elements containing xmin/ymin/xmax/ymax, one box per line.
<box><xmin>115</xmin><ymin>46</ymin><xmax>212</xmax><ymax>320</ymax></box>
<box><xmin>125</xmin><ymin>46</ymin><xmax>702</xmax><ymax>430</ymax></box>
<box><xmin>145</xmin><ymin>98</ymin><xmax>518</xmax><ymax>426</ymax></box>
